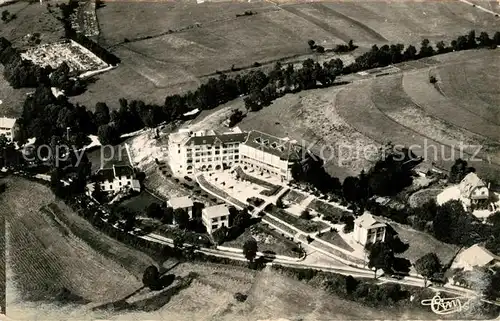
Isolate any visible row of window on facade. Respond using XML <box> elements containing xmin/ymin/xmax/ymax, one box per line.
<box><xmin>187</xmin><ymin>155</ymin><xmax>239</xmax><ymax>163</ymax></box>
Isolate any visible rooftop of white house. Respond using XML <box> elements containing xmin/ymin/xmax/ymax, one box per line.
<box><xmin>354</xmin><ymin>213</ymin><xmax>386</xmax><ymax>229</ymax></box>
<box><xmin>0</xmin><ymin>116</ymin><xmax>16</xmax><ymax>129</ymax></box>
<box><xmin>96</xmin><ymin>165</ymin><xmax>135</xmax><ymax>182</ymax></box>
<box><xmin>168</xmin><ymin>196</ymin><xmax>194</xmax><ymax>209</ymax></box>
<box><xmin>242</xmin><ymin>130</ymin><xmax>308</xmax><ymax>162</ymax></box>
<box><xmin>203</xmin><ymin>204</ymin><xmax>230</xmax><ymax>218</ymax></box>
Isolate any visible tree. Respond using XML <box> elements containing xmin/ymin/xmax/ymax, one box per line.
<box><xmin>94</xmin><ymin>102</ymin><xmax>111</xmax><ymax>126</ymax></box>
<box><xmin>212</xmin><ymin>225</ymin><xmax>228</xmax><ymax>245</ymax></box>
<box><xmin>494</xmin><ymin>31</ymin><xmax>500</xmax><ymax>46</ymax></box>
<box><xmin>403</xmin><ymin>45</ymin><xmax>417</xmax><ymax>60</ymax></box>
<box><xmin>435</xmin><ymin>41</ymin><xmax>448</xmax><ymax>54</ymax></box>
<box><xmin>467</xmin><ymin>30</ymin><xmax>477</xmax><ymax>49</ymax></box>
<box><xmin>173</xmin><ymin>234</ymin><xmax>185</xmax><ymax>250</ymax></box>
<box><xmin>243</xmin><ymin>238</ymin><xmax>258</xmax><ymax>263</ymax></box>
<box><xmin>448</xmin><ymin>158</ymin><xmax>472</xmax><ymax>183</ymax></box>
<box><xmin>343</xmin><ymin>176</ymin><xmax>361</xmax><ymax>203</ymax></box>
<box><xmin>419</xmin><ymin>39</ymin><xmax>435</xmax><ymax>58</ymax></box>
<box><xmin>316</xmin><ymin>45</ymin><xmax>325</xmax><ymax>53</ymax></box>
<box><xmin>142</xmin><ymin>265</ymin><xmax>160</xmax><ymax>290</ymax></box>
<box><xmin>97</xmin><ymin>124</ymin><xmax>120</xmax><ymax>145</ymax></box>
<box><xmin>477</xmin><ymin>32</ymin><xmax>492</xmax><ymax>47</ymax></box>
<box><xmin>307</xmin><ymin>39</ymin><xmax>316</xmax><ymax>49</ymax></box>
<box><xmin>162</xmin><ymin>206</ymin><xmax>174</xmax><ymax>224</ymax></box>
<box><xmin>276</xmin><ymin>198</ymin><xmax>284</xmax><ymax>209</ymax></box>
<box><xmin>367</xmin><ymin>241</ymin><xmax>394</xmax><ymax>278</ymax></box>
<box><xmin>146</xmin><ymin>203</ymin><xmax>163</xmax><ymax>219</ymax></box>
<box><xmin>414</xmin><ymin>252</ymin><xmax>441</xmax><ymax>287</ymax></box>
<box><xmin>300</xmin><ymin>209</ymin><xmax>312</xmax><ymax>220</ymax></box>
<box><xmin>173</xmin><ymin>208</ymin><xmax>190</xmax><ymax>229</ymax></box>
<box><xmin>91</xmin><ymin>182</ymin><xmax>106</xmax><ymax>203</ymax></box>
<box><xmin>342</xmin><ymin>216</ymin><xmax>354</xmax><ymax>233</ymax></box>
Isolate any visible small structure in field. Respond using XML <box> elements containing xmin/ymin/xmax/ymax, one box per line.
<box><xmin>167</xmin><ymin>196</ymin><xmax>194</xmax><ymax>219</ymax></box>
<box><xmin>353</xmin><ymin>213</ymin><xmax>387</xmax><ymax>246</ymax></box>
<box><xmin>459</xmin><ymin>172</ymin><xmax>489</xmax><ymax>210</ymax></box>
<box><xmin>202</xmin><ymin>204</ymin><xmax>230</xmax><ymax>234</ymax></box>
<box><xmin>0</xmin><ymin>117</ymin><xmax>16</xmax><ymax>141</ymax></box>
<box><xmin>95</xmin><ymin>165</ymin><xmax>140</xmax><ymax>194</ymax></box>
<box><xmin>451</xmin><ymin>244</ymin><xmax>500</xmax><ymax>271</ymax></box>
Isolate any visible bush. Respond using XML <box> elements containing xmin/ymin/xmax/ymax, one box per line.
<box><xmin>234</xmin><ymin>292</ymin><xmax>248</xmax><ymax>302</ymax></box>
<box><xmin>300</xmin><ymin>209</ymin><xmax>312</xmax><ymax>220</ymax></box>
<box><xmin>429</xmin><ymin>75</ymin><xmax>437</xmax><ymax>84</ymax></box>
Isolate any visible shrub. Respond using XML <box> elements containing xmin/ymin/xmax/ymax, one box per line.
<box><xmin>234</xmin><ymin>292</ymin><xmax>248</xmax><ymax>302</ymax></box>
<box><xmin>429</xmin><ymin>75</ymin><xmax>437</xmax><ymax>84</ymax></box>
<box><xmin>300</xmin><ymin>209</ymin><xmax>312</xmax><ymax>220</ymax></box>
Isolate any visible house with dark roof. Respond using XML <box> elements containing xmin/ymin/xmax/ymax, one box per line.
<box><xmin>459</xmin><ymin>172</ymin><xmax>489</xmax><ymax>210</ymax></box>
<box><xmin>95</xmin><ymin>164</ymin><xmax>140</xmax><ymax>194</ymax></box>
<box><xmin>353</xmin><ymin>213</ymin><xmax>387</xmax><ymax>246</ymax></box>
<box><xmin>239</xmin><ymin>130</ymin><xmax>315</xmax><ymax>182</ymax></box>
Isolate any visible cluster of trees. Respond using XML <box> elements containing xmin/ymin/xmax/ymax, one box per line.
<box><xmin>1</xmin><ymin>10</ymin><xmax>16</xmax><ymax>23</ymax></box>
<box><xmin>367</xmin><ymin>237</ymin><xmax>411</xmax><ymax>278</ymax></box>
<box><xmin>59</xmin><ymin>0</ymin><xmax>120</xmax><ymax>65</ymax></box>
<box><xmin>0</xmin><ymin>37</ymin><xmax>51</xmax><ymax>88</ymax></box>
<box><xmin>448</xmin><ymin>158</ymin><xmax>475</xmax><ymax>183</ymax></box>
<box><xmin>0</xmin><ymin>38</ymin><xmax>85</xmax><ymax>93</ymax></box>
<box><xmin>273</xmin><ymin>265</ymin><xmax>411</xmax><ymax>307</ymax></box>
<box><xmin>344</xmin><ymin>30</ymin><xmax>500</xmax><ymax>74</ymax></box>
<box><xmin>145</xmin><ymin>202</ymin><xmax>190</xmax><ymax>228</ymax></box>
<box><xmin>308</xmin><ymin>39</ymin><xmax>357</xmax><ymax>54</ymax></box>
<box><xmin>212</xmin><ymin>206</ymin><xmax>253</xmax><ymax>245</ymax></box>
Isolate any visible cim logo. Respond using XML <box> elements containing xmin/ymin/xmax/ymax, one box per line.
<box><xmin>421</xmin><ymin>293</ymin><xmax>477</xmax><ymax>315</ymax></box>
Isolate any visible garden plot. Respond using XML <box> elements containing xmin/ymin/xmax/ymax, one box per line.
<box><xmin>20</xmin><ymin>40</ymin><xmax>108</xmax><ymax>73</ymax></box>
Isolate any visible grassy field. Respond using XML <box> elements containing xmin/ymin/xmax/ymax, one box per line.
<box><xmin>223</xmin><ymin>222</ymin><xmax>302</xmax><ymax>257</ymax></box>
<box><xmin>282</xmin><ymin>189</ymin><xmax>308</xmax><ymax>205</ymax></box>
<box><xmin>318</xmin><ymin>230</ymin><xmax>354</xmax><ymax>252</ymax></box>
<box><xmin>307</xmin><ymin>199</ymin><xmax>351</xmax><ymax>221</ymax></box>
<box><xmin>1</xmin><ymin>176</ymin><xmax>157</xmax><ymax>304</ymax></box>
<box><xmin>0</xmin><ymin>66</ymin><xmax>30</xmax><ymax>117</ymax></box>
<box><xmin>265</xmin><ymin>204</ymin><xmax>328</xmax><ymax>233</ymax></box>
<box><xmin>68</xmin><ymin>0</ymin><xmax>500</xmax><ymax>108</ymax></box>
<box><xmin>389</xmin><ymin>222</ymin><xmax>460</xmax><ymax>266</ymax></box>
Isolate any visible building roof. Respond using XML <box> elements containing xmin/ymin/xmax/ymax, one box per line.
<box><xmin>242</xmin><ymin>130</ymin><xmax>307</xmax><ymax>162</ymax></box>
<box><xmin>0</xmin><ymin>117</ymin><xmax>16</xmax><ymax>129</ymax></box>
<box><xmin>456</xmin><ymin>244</ymin><xmax>498</xmax><ymax>268</ymax></box>
<box><xmin>113</xmin><ymin>165</ymin><xmax>134</xmax><ymax>178</ymax></box>
<box><xmin>459</xmin><ymin>172</ymin><xmax>488</xmax><ymax>198</ymax></box>
<box><xmin>354</xmin><ymin>213</ymin><xmax>386</xmax><ymax>229</ymax></box>
<box><xmin>168</xmin><ymin>196</ymin><xmax>194</xmax><ymax>209</ymax></box>
<box><xmin>96</xmin><ymin>165</ymin><xmax>134</xmax><ymax>182</ymax></box>
<box><xmin>185</xmin><ymin>132</ymin><xmax>248</xmax><ymax>146</ymax></box>
<box><xmin>202</xmin><ymin>204</ymin><xmax>230</xmax><ymax>218</ymax></box>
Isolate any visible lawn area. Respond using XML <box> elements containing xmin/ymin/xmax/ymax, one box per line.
<box><xmin>261</xmin><ymin>214</ymin><xmax>297</xmax><ymax>237</ymax></box>
<box><xmin>265</xmin><ymin>204</ymin><xmax>328</xmax><ymax>233</ymax></box>
<box><xmin>317</xmin><ymin>230</ymin><xmax>354</xmax><ymax>252</ymax></box>
<box><xmin>282</xmin><ymin>189</ymin><xmax>308</xmax><ymax>204</ymax></box>
<box><xmin>307</xmin><ymin>199</ymin><xmax>351</xmax><ymax>222</ymax></box>
<box><xmin>408</xmin><ymin>188</ymin><xmax>443</xmax><ymax>208</ymax></box>
<box><xmin>235</xmin><ymin>166</ymin><xmax>280</xmax><ymax>191</ymax></box>
<box><xmin>390</xmin><ymin>222</ymin><xmax>460</xmax><ymax>265</ymax></box>
<box><xmin>224</xmin><ymin>222</ymin><xmax>303</xmax><ymax>258</ymax></box>
<box><xmin>154</xmin><ymin>225</ymin><xmax>213</xmax><ymax>248</ymax></box>
<box><xmin>119</xmin><ymin>191</ymin><xmax>162</xmax><ymax>214</ymax></box>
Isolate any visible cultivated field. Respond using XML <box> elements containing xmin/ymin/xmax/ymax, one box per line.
<box><xmin>67</xmin><ymin>0</ymin><xmax>500</xmax><ymax>107</ymax></box>
<box><xmin>1</xmin><ymin>176</ymin><xmax>157</xmax><ymax>305</ymax></box>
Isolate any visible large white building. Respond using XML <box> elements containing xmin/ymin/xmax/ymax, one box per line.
<box><xmin>239</xmin><ymin>130</ymin><xmax>314</xmax><ymax>182</ymax></box>
<box><xmin>95</xmin><ymin>165</ymin><xmax>140</xmax><ymax>194</ymax></box>
<box><xmin>0</xmin><ymin>117</ymin><xmax>16</xmax><ymax>141</ymax></box>
<box><xmin>168</xmin><ymin>127</ymin><xmax>247</xmax><ymax>176</ymax></box>
<box><xmin>168</xmin><ymin>128</ymin><xmax>315</xmax><ymax>182</ymax></box>
<box><xmin>202</xmin><ymin>204</ymin><xmax>230</xmax><ymax>234</ymax></box>
<box><xmin>353</xmin><ymin>213</ymin><xmax>387</xmax><ymax>246</ymax></box>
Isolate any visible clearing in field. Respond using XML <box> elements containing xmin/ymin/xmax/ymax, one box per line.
<box><xmin>21</xmin><ymin>40</ymin><xmax>109</xmax><ymax>73</ymax></box>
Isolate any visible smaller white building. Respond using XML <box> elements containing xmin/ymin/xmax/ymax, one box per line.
<box><xmin>168</xmin><ymin>196</ymin><xmax>194</xmax><ymax>219</ymax></box>
<box><xmin>202</xmin><ymin>204</ymin><xmax>230</xmax><ymax>234</ymax></box>
<box><xmin>459</xmin><ymin>172</ymin><xmax>489</xmax><ymax>210</ymax></box>
<box><xmin>96</xmin><ymin>165</ymin><xmax>140</xmax><ymax>194</ymax></box>
<box><xmin>353</xmin><ymin>213</ymin><xmax>387</xmax><ymax>246</ymax></box>
<box><xmin>451</xmin><ymin>244</ymin><xmax>500</xmax><ymax>271</ymax></box>
<box><xmin>0</xmin><ymin>117</ymin><xmax>16</xmax><ymax>141</ymax></box>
